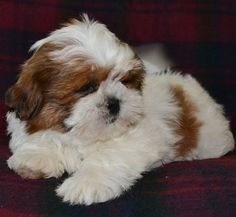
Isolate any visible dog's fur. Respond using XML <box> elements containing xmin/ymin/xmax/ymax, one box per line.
<box><xmin>5</xmin><ymin>15</ymin><xmax>234</xmax><ymax>205</ymax></box>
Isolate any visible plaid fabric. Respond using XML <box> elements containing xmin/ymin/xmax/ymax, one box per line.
<box><xmin>0</xmin><ymin>1</ymin><xmax>235</xmax><ymax>216</ymax></box>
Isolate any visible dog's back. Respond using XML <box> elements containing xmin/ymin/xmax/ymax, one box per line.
<box><xmin>143</xmin><ymin>71</ymin><xmax>235</xmax><ymax>161</ymax></box>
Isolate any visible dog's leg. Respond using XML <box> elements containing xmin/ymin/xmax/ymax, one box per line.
<box><xmin>56</xmin><ymin>143</ymin><xmax>158</xmax><ymax>205</ymax></box>
<box><xmin>7</xmin><ymin>132</ymin><xmax>79</xmax><ymax>179</ymax></box>
<box><xmin>56</xmin><ymin>163</ymin><xmax>142</xmax><ymax>205</ymax></box>
<box><xmin>8</xmin><ymin>145</ymin><xmax>64</xmax><ymax>179</ymax></box>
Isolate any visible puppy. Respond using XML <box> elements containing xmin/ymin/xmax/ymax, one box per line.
<box><xmin>5</xmin><ymin>15</ymin><xmax>235</xmax><ymax>205</ymax></box>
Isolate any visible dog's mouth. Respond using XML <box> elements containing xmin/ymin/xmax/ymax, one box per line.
<box><xmin>106</xmin><ymin>115</ymin><xmax>118</xmax><ymax>124</ymax></box>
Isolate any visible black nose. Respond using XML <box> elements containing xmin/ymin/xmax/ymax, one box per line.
<box><xmin>107</xmin><ymin>97</ymin><xmax>120</xmax><ymax>116</ymax></box>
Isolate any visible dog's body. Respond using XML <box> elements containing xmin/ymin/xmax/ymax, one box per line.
<box><xmin>6</xmin><ymin>16</ymin><xmax>234</xmax><ymax>205</ymax></box>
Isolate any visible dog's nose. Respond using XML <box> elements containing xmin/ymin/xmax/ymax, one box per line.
<box><xmin>107</xmin><ymin>97</ymin><xmax>120</xmax><ymax>116</ymax></box>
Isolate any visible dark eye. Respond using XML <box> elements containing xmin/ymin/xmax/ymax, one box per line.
<box><xmin>75</xmin><ymin>83</ymin><xmax>97</xmax><ymax>97</ymax></box>
<box><xmin>120</xmin><ymin>74</ymin><xmax>134</xmax><ymax>88</ymax></box>
<box><xmin>120</xmin><ymin>77</ymin><xmax>132</xmax><ymax>86</ymax></box>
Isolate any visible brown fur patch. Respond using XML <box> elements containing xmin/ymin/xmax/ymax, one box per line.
<box><xmin>120</xmin><ymin>67</ymin><xmax>145</xmax><ymax>91</ymax></box>
<box><xmin>5</xmin><ymin>43</ymin><xmax>110</xmax><ymax>134</ymax></box>
<box><xmin>170</xmin><ymin>85</ymin><xmax>202</xmax><ymax>157</ymax></box>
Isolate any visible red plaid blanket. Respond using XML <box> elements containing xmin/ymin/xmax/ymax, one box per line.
<box><xmin>0</xmin><ymin>1</ymin><xmax>235</xmax><ymax>217</ymax></box>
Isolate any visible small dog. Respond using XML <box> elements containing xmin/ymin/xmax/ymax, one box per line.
<box><xmin>5</xmin><ymin>15</ymin><xmax>234</xmax><ymax>205</ymax></box>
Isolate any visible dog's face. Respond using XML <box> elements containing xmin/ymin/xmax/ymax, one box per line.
<box><xmin>5</xmin><ymin>16</ymin><xmax>145</xmax><ymax>142</ymax></box>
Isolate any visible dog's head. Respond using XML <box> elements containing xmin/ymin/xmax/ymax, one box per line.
<box><xmin>5</xmin><ymin>15</ymin><xmax>145</xmax><ymax>142</ymax></box>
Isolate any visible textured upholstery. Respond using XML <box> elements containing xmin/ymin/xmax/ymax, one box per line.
<box><xmin>0</xmin><ymin>1</ymin><xmax>235</xmax><ymax>216</ymax></box>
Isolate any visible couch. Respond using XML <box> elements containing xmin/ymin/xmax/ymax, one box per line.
<box><xmin>0</xmin><ymin>1</ymin><xmax>235</xmax><ymax>216</ymax></box>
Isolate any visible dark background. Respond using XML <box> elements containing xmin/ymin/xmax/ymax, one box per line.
<box><xmin>0</xmin><ymin>1</ymin><xmax>235</xmax><ymax>217</ymax></box>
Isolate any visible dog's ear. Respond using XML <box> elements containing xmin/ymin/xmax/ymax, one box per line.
<box><xmin>5</xmin><ymin>81</ymin><xmax>43</xmax><ymax>120</ymax></box>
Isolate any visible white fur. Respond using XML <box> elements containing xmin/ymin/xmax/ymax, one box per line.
<box><xmin>7</xmin><ymin>72</ymin><xmax>234</xmax><ymax>205</ymax></box>
<box><xmin>30</xmin><ymin>14</ymin><xmax>140</xmax><ymax>74</ymax></box>
<box><xmin>65</xmin><ymin>78</ymin><xmax>144</xmax><ymax>144</ymax></box>
<box><xmin>7</xmin><ymin>16</ymin><xmax>235</xmax><ymax>205</ymax></box>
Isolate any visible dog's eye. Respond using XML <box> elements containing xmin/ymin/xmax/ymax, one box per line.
<box><xmin>75</xmin><ymin>83</ymin><xmax>97</xmax><ymax>97</ymax></box>
<box><xmin>120</xmin><ymin>76</ymin><xmax>133</xmax><ymax>88</ymax></box>
<box><xmin>120</xmin><ymin>78</ymin><xmax>131</xmax><ymax>86</ymax></box>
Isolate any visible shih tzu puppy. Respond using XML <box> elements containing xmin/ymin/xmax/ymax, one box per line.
<box><xmin>5</xmin><ymin>15</ymin><xmax>234</xmax><ymax>205</ymax></box>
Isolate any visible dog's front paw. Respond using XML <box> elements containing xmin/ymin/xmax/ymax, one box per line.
<box><xmin>56</xmin><ymin>172</ymin><xmax>122</xmax><ymax>205</ymax></box>
<box><xmin>8</xmin><ymin>156</ymin><xmax>42</xmax><ymax>179</ymax></box>
<box><xmin>7</xmin><ymin>151</ymin><xmax>64</xmax><ymax>179</ymax></box>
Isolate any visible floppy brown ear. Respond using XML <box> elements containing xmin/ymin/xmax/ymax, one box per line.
<box><xmin>5</xmin><ymin>82</ymin><xmax>43</xmax><ymax>120</ymax></box>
